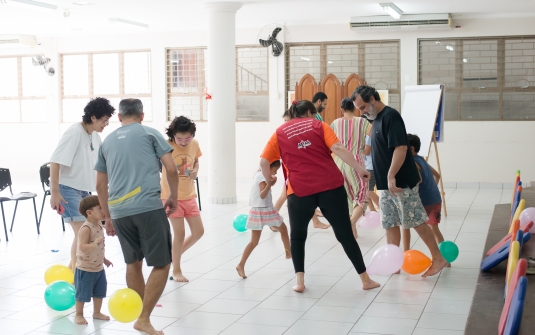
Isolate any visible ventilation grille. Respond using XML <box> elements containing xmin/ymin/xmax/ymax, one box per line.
<box><xmin>351</xmin><ymin>19</ymin><xmax>450</xmax><ymax>28</ymax></box>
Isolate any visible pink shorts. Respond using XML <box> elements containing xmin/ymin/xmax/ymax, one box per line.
<box><xmin>162</xmin><ymin>198</ymin><xmax>200</xmax><ymax>218</ymax></box>
<box><xmin>424</xmin><ymin>203</ymin><xmax>442</xmax><ymax>225</ymax></box>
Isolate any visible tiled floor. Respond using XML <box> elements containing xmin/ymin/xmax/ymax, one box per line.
<box><xmin>0</xmin><ymin>181</ymin><xmax>510</xmax><ymax>335</ymax></box>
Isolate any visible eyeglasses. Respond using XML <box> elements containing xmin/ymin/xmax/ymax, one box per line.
<box><xmin>174</xmin><ymin>137</ymin><xmax>193</xmax><ymax>143</ymax></box>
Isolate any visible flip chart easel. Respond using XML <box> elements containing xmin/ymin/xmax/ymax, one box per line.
<box><xmin>402</xmin><ymin>85</ymin><xmax>447</xmax><ymax>217</ymax></box>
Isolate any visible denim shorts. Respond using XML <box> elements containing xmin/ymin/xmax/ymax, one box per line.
<box><xmin>58</xmin><ymin>184</ymin><xmax>90</xmax><ymax>223</ymax></box>
<box><xmin>74</xmin><ymin>268</ymin><xmax>107</xmax><ymax>302</ymax></box>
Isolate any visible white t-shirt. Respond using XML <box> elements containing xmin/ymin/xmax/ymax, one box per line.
<box><xmin>50</xmin><ymin>123</ymin><xmax>102</xmax><ymax>192</ymax></box>
<box><xmin>249</xmin><ymin>171</ymin><xmax>273</xmax><ymax>208</ymax></box>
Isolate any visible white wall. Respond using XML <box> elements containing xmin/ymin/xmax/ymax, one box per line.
<box><xmin>1</xmin><ymin>16</ymin><xmax>535</xmax><ymax>188</ymax></box>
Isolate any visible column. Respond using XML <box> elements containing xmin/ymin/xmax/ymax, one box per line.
<box><xmin>204</xmin><ymin>2</ymin><xmax>242</xmax><ymax>204</ymax></box>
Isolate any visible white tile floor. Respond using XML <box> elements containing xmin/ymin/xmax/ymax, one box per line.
<box><xmin>0</xmin><ymin>181</ymin><xmax>511</xmax><ymax>335</ymax></box>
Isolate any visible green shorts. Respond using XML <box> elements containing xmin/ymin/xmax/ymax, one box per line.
<box><xmin>380</xmin><ymin>186</ymin><xmax>428</xmax><ymax>230</ymax></box>
<box><xmin>113</xmin><ymin>208</ymin><xmax>172</xmax><ymax>267</ymax></box>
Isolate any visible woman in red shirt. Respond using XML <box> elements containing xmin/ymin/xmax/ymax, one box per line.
<box><xmin>260</xmin><ymin>100</ymin><xmax>380</xmax><ymax>292</ymax></box>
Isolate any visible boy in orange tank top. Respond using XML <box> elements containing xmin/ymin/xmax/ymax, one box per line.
<box><xmin>74</xmin><ymin>196</ymin><xmax>113</xmax><ymax>325</ymax></box>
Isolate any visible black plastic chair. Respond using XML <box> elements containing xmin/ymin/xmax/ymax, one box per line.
<box><xmin>0</xmin><ymin>168</ymin><xmax>39</xmax><ymax>241</ymax></box>
<box><xmin>38</xmin><ymin>163</ymin><xmax>65</xmax><ymax>232</ymax></box>
<box><xmin>158</xmin><ymin>160</ymin><xmax>201</xmax><ymax>211</ymax></box>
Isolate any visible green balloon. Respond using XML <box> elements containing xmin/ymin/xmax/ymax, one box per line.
<box><xmin>439</xmin><ymin>241</ymin><xmax>459</xmax><ymax>263</ymax></box>
<box><xmin>44</xmin><ymin>280</ymin><xmax>76</xmax><ymax>311</ymax></box>
<box><xmin>233</xmin><ymin>214</ymin><xmax>248</xmax><ymax>232</ymax></box>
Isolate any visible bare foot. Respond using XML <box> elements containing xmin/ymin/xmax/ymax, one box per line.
<box><xmin>446</xmin><ymin>263</ymin><xmax>451</xmax><ymax>267</ymax></box>
<box><xmin>93</xmin><ymin>312</ymin><xmax>110</xmax><ymax>321</ymax></box>
<box><xmin>362</xmin><ymin>279</ymin><xmax>381</xmax><ymax>290</ymax></box>
<box><xmin>315</xmin><ymin>209</ymin><xmax>323</xmax><ymax>217</ymax></box>
<box><xmin>285</xmin><ymin>249</ymin><xmax>292</xmax><ymax>259</ymax></box>
<box><xmin>422</xmin><ymin>256</ymin><xmax>448</xmax><ymax>278</ymax></box>
<box><xmin>312</xmin><ymin>218</ymin><xmax>330</xmax><ymax>229</ymax></box>
<box><xmin>172</xmin><ymin>268</ymin><xmax>189</xmax><ymax>282</ymax></box>
<box><xmin>270</xmin><ymin>226</ymin><xmax>279</xmax><ymax>232</ymax></box>
<box><xmin>75</xmin><ymin>314</ymin><xmax>88</xmax><ymax>325</ymax></box>
<box><xmin>134</xmin><ymin>319</ymin><xmax>164</xmax><ymax>335</ymax></box>
<box><xmin>293</xmin><ymin>284</ymin><xmax>305</xmax><ymax>292</ymax></box>
<box><xmin>236</xmin><ymin>264</ymin><xmax>247</xmax><ymax>278</ymax></box>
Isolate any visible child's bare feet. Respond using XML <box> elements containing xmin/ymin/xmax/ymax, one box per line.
<box><xmin>312</xmin><ymin>217</ymin><xmax>330</xmax><ymax>229</ymax></box>
<box><xmin>236</xmin><ymin>264</ymin><xmax>247</xmax><ymax>278</ymax></box>
<box><xmin>75</xmin><ymin>314</ymin><xmax>88</xmax><ymax>325</ymax></box>
<box><xmin>422</xmin><ymin>256</ymin><xmax>448</xmax><ymax>278</ymax></box>
<box><xmin>134</xmin><ymin>319</ymin><xmax>164</xmax><ymax>335</ymax></box>
<box><xmin>172</xmin><ymin>268</ymin><xmax>189</xmax><ymax>282</ymax></box>
<box><xmin>93</xmin><ymin>312</ymin><xmax>110</xmax><ymax>321</ymax></box>
<box><xmin>285</xmin><ymin>249</ymin><xmax>292</xmax><ymax>259</ymax></box>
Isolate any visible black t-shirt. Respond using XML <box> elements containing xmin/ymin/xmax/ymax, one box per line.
<box><xmin>371</xmin><ymin>106</ymin><xmax>420</xmax><ymax>190</ymax></box>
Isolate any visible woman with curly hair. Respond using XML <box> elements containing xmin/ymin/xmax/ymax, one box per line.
<box><xmin>50</xmin><ymin>97</ymin><xmax>115</xmax><ymax>271</ymax></box>
<box><xmin>160</xmin><ymin>116</ymin><xmax>204</xmax><ymax>282</ymax></box>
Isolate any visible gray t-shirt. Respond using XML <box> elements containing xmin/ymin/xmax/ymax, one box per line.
<box><xmin>94</xmin><ymin>123</ymin><xmax>173</xmax><ymax>219</ymax></box>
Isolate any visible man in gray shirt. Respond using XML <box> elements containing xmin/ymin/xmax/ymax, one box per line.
<box><xmin>95</xmin><ymin>99</ymin><xmax>178</xmax><ymax>335</ymax></box>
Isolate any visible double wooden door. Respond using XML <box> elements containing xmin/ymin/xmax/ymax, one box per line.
<box><xmin>294</xmin><ymin>73</ymin><xmax>365</xmax><ymax>126</ymax></box>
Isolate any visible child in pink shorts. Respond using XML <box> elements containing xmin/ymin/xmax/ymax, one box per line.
<box><xmin>402</xmin><ymin>134</ymin><xmax>445</xmax><ymax>252</ymax></box>
<box><xmin>160</xmin><ymin>116</ymin><xmax>204</xmax><ymax>282</ymax></box>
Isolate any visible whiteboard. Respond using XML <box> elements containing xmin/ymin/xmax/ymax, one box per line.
<box><xmin>401</xmin><ymin>85</ymin><xmax>443</xmax><ymax>157</ymax></box>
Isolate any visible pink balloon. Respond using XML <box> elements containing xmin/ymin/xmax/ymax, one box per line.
<box><xmin>359</xmin><ymin>211</ymin><xmax>381</xmax><ymax>229</ymax></box>
<box><xmin>366</xmin><ymin>244</ymin><xmax>404</xmax><ymax>275</ymax></box>
<box><xmin>522</xmin><ymin>207</ymin><xmax>535</xmax><ymax>234</ymax></box>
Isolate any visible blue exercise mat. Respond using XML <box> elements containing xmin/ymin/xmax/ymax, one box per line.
<box><xmin>481</xmin><ymin>232</ymin><xmax>531</xmax><ymax>271</ymax></box>
<box><xmin>504</xmin><ymin>276</ymin><xmax>528</xmax><ymax>335</ymax></box>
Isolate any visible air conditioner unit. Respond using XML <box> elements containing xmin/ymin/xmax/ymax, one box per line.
<box><xmin>350</xmin><ymin>14</ymin><xmax>452</xmax><ymax>32</ymax></box>
<box><xmin>0</xmin><ymin>35</ymin><xmax>37</xmax><ymax>48</ymax></box>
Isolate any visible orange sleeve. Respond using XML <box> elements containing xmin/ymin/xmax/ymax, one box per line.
<box><xmin>322</xmin><ymin>122</ymin><xmax>340</xmax><ymax>148</ymax></box>
<box><xmin>260</xmin><ymin>132</ymin><xmax>281</xmax><ymax>162</ymax></box>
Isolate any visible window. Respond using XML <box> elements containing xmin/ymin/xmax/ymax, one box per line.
<box><xmin>166</xmin><ymin>48</ymin><xmax>208</xmax><ymax>121</ymax></box>
<box><xmin>0</xmin><ymin>56</ymin><xmax>48</xmax><ymax>123</ymax></box>
<box><xmin>286</xmin><ymin>41</ymin><xmax>401</xmax><ymax>111</ymax></box>
<box><xmin>236</xmin><ymin>46</ymin><xmax>269</xmax><ymax>121</ymax></box>
<box><xmin>419</xmin><ymin>37</ymin><xmax>535</xmax><ymax>120</ymax></box>
<box><xmin>166</xmin><ymin>46</ymin><xmax>270</xmax><ymax>122</ymax></box>
<box><xmin>61</xmin><ymin>51</ymin><xmax>152</xmax><ymax>123</ymax></box>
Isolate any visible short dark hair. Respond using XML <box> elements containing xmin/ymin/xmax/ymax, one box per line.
<box><xmin>341</xmin><ymin>97</ymin><xmax>355</xmax><ymax>112</ymax></box>
<box><xmin>312</xmin><ymin>92</ymin><xmax>328</xmax><ymax>103</ymax></box>
<box><xmin>119</xmin><ymin>98</ymin><xmax>143</xmax><ymax>118</ymax></box>
<box><xmin>166</xmin><ymin>116</ymin><xmax>196</xmax><ymax>141</ymax></box>
<box><xmin>78</xmin><ymin>195</ymin><xmax>100</xmax><ymax>218</ymax></box>
<box><xmin>288</xmin><ymin>100</ymin><xmax>317</xmax><ymax>119</ymax></box>
<box><xmin>82</xmin><ymin>97</ymin><xmax>115</xmax><ymax>124</ymax></box>
<box><xmin>270</xmin><ymin>160</ymin><xmax>281</xmax><ymax>169</ymax></box>
<box><xmin>407</xmin><ymin>133</ymin><xmax>421</xmax><ymax>153</ymax></box>
<box><xmin>351</xmin><ymin>85</ymin><xmax>381</xmax><ymax>103</ymax></box>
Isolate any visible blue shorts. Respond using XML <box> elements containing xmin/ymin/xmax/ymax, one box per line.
<box><xmin>59</xmin><ymin>184</ymin><xmax>90</xmax><ymax>223</ymax></box>
<box><xmin>74</xmin><ymin>268</ymin><xmax>107</xmax><ymax>302</ymax></box>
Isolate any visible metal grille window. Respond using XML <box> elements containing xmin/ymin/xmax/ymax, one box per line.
<box><xmin>419</xmin><ymin>37</ymin><xmax>535</xmax><ymax>120</ymax></box>
<box><xmin>61</xmin><ymin>51</ymin><xmax>152</xmax><ymax>123</ymax></box>
<box><xmin>286</xmin><ymin>41</ymin><xmax>401</xmax><ymax>111</ymax></box>
<box><xmin>166</xmin><ymin>48</ymin><xmax>208</xmax><ymax>121</ymax></box>
<box><xmin>236</xmin><ymin>46</ymin><xmax>269</xmax><ymax>121</ymax></box>
<box><xmin>0</xmin><ymin>56</ymin><xmax>47</xmax><ymax>123</ymax></box>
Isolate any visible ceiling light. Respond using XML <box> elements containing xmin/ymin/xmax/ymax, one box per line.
<box><xmin>463</xmin><ymin>58</ymin><xmax>468</xmax><ymax>63</ymax></box>
<box><xmin>446</xmin><ymin>45</ymin><xmax>454</xmax><ymax>51</ymax></box>
<box><xmin>300</xmin><ymin>57</ymin><xmax>310</xmax><ymax>61</ymax></box>
<box><xmin>380</xmin><ymin>3</ymin><xmax>403</xmax><ymax>19</ymax></box>
<box><xmin>1</xmin><ymin>0</ymin><xmax>57</xmax><ymax>12</ymax></box>
<box><xmin>109</xmin><ymin>18</ymin><xmax>149</xmax><ymax>30</ymax></box>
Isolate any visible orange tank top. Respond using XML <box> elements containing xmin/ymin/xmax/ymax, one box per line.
<box><xmin>76</xmin><ymin>221</ymin><xmax>105</xmax><ymax>272</ymax></box>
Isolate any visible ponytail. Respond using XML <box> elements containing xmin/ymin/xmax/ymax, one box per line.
<box><xmin>288</xmin><ymin>100</ymin><xmax>316</xmax><ymax>119</ymax></box>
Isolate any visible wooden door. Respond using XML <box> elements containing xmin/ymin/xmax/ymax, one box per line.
<box><xmin>319</xmin><ymin>74</ymin><xmax>341</xmax><ymax>126</ymax></box>
<box><xmin>343</xmin><ymin>73</ymin><xmax>365</xmax><ymax>116</ymax></box>
<box><xmin>295</xmin><ymin>74</ymin><xmax>318</xmax><ymax>102</ymax></box>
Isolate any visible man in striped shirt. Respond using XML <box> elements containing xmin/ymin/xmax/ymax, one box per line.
<box><xmin>312</xmin><ymin>92</ymin><xmax>328</xmax><ymax>122</ymax></box>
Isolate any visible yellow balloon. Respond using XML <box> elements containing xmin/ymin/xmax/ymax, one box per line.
<box><xmin>44</xmin><ymin>265</ymin><xmax>74</xmax><ymax>285</ymax></box>
<box><xmin>108</xmin><ymin>288</ymin><xmax>142</xmax><ymax>323</ymax></box>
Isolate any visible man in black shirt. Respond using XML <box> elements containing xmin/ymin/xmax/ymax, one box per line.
<box><xmin>352</xmin><ymin>86</ymin><xmax>447</xmax><ymax>278</ymax></box>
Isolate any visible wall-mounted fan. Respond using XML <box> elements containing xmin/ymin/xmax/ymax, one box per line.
<box><xmin>257</xmin><ymin>24</ymin><xmax>290</xmax><ymax>57</ymax></box>
<box><xmin>32</xmin><ymin>55</ymin><xmax>55</xmax><ymax>76</ymax></box>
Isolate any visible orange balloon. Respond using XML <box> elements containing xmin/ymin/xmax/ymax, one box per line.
<box><xmin>402</xmin><ymin>250</ymin><xmax>432</xmax><ymax>275</ymax></box>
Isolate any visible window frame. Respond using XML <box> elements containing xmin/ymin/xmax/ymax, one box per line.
<box><xmin>418</xmin><ymin>36</ymin><xmax>535</xmax><ymax>121</ymax></box>
<box><xmin>60</xmin><ymin>49</ymin><xmax>152</xmax><ymax>122</ymax></box>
